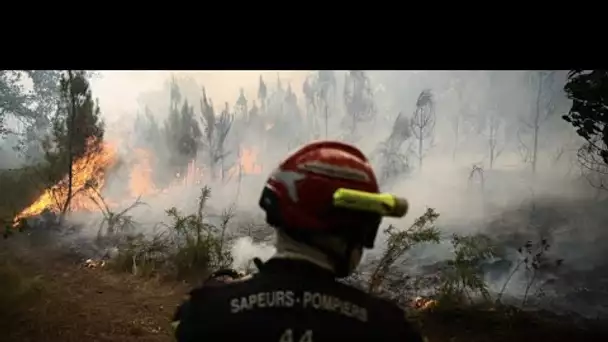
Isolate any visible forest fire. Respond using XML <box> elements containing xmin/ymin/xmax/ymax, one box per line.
<box><xmin>240</xmin><ymin>147</ymin><xmax>262</xmax><ymax>174</ymax></box>
<box><xmin>129</xmin><ymin>148</ymin><xmax>157</xmax><ymax>197</ymax></box>
<box><xmin>13</xmin><ymin>141</ymin><xmax>118</xmax><ymax>225</ymax></box>
<box><xmin>182</xmin><ymin>160</ymin><xmax>202</xmax><ymax>186</ymax></box>
<box><xmin>12</xmin><ymin>137</ymin><xmax>266</xmax><ymax>228</ymax></box>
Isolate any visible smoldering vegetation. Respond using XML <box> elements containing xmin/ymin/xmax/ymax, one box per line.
<box><xmin>1</xmin><ymin>70</ymin><xmax>607</xmax><ymax>319</ymax></box>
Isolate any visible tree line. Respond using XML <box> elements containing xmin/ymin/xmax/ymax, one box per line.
<box><xmin>0</xmin><ymin>70</ymin><xmax>606</xmax><ymax>221</ymax></box>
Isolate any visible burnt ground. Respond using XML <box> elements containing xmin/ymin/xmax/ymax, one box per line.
<box><xmin>2</xmin><ymin>239</ymin><xmax>608</xmax><ymax>342</ymax></box>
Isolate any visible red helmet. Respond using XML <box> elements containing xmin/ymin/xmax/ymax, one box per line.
<box><xmin>259</xmin><ymin>140</ymin><xmax>382</xmax><ymax>248</ymax></box>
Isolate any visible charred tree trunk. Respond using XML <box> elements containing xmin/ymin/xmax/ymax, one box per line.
<box><xmin>62</xmin><ymin>70</ymin><xmax>77</xmax><ymax>216</ymax></box>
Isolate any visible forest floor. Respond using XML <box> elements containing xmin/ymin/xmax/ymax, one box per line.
<box><xmin>2</xmin><ymin>236</ymin><xmax>608</xmax><ymax>342</ymax></box>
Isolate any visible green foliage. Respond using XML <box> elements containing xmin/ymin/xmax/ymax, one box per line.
<box><xmin>164</xmin><ymin>186</ymin><xmax>233</xmax><ymax>280</ymax></box>
<box><xmin>563</xmin><ymin>70</ymin><xmax>608</xmax><ymax>163</ymax></box>
<box><xmin>368</xmin><ymin>208</ymin><xmax>441</xmax><ymax>293</ymax></box>
<box><xmin>24</xmin><ymin>71</ymin><xmax>64</xmax><ymax>119</ymax></box>
<box><xmin>163</xmin><ymin>80</ymin><xmax>201</xmax><ymax>174</ymax></box>
<box><xmin>31</xmin><ymin>71</ymin><xmax>106</xmax><ymax>215</ymax></box>
<box><xmin>0</xmin><ymin>71</ymin><xmax>61</xmax><ymax>136</ymax></box>
<box><xmin>50</xmin><ymin>71</ymin><xmax>104</xmax><ymax>160</ymax></box>
<box><xmin>0</xmin><ymin>71</ymin><xmax>37</xmax><ymax>136</ymax></box>
<box><xmin>563</xmin><ymin>70</ymin><xmax>608</xmax><ymax>187</ymax></box>
<box><xmin>107</xmin><ymin>186</ymin><xmax>234</xmax><ymax>282</ymax></box>
<box><xmin>109</xmin><ymin>231</ymin><xmax>171</xmax><ymax>277</ymax></box>
<box><xmin>437</xmin><ymin>233</ymin><xmax>496</xmax><ymax>306</ymax></box>
<box><xmin>0</xmin><ymin>70</ymin><xmax>63</xmax><ymax>164</ymax></box>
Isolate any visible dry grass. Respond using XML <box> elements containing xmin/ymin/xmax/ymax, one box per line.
<box><xmin>415</xmin><ymin>305</ymin><xmax>608</xmax><ymax>342</ymax></box>
<box><xmin>0</xmin><ymin>243</ymin><xmax>188</xmax><ymax>342</ymax></box>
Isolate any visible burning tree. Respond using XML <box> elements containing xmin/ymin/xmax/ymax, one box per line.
<box><xmin>42</xmin><ymin>71</ymin><xmax>105</xmax><ymax>215</ymax></box>
<box><xmin>10</xmin><ymin>71</ymin><xmax>112</xmax><ymax>227</ymax></box>
<box><xmin>343</xmin><ymin>71</ymin><xmax>376</xmax><ymax>141</ymax></box>
<box><xmin>410</xmin><ymin>89</ymin><xmax>436</xmax><ymax>170</ymax></box>
<box><xmin>563</xmin><ymin>70</ymin><xmax>608</xmax><ymax>190</ymax></box>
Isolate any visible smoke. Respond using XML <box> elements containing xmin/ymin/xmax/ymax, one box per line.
<box><xmin>8</xmin><ymin>70</ymin><xmax>607</xmax><ymax>317</ymax></box>
<box><xmin>230</xmin><ymin>236</ymin><xmax>275</xmax><ymax>272</ymax></box>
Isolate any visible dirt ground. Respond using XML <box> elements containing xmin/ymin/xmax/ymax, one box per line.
<box><xmin>0</xmin><ymin>242</ymin><xmax>188</xmax><ymax>342</ymax></box>
<box><xmin>2</xmin><ymin>240</ymin><xmax>608</xmax><ymax>342</ymax></box>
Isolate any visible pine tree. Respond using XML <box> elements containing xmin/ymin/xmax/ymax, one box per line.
<box><xmin>258</xmin><ymin>76</ymin><xmax>267</xmax><ymax>113</ymax></box>
<box><xmin>45</xmin><ymin>70</ymin><xmax>105</xmax><ymax>214</ymax></box>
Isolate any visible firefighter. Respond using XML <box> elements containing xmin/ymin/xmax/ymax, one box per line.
<box><xmin>173</xmin><ymin>140</ymin><xmax>423</xmax><ymax>342</ymax></box>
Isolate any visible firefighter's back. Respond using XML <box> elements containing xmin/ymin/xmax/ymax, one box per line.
<box><xmin>175</xmin><ymin>259</ymin><xmax>422</xmax><ymax>342</ymax></box>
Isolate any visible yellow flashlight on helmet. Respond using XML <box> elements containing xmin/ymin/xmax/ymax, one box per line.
<box><xmin>332</xmin><ymin>188</ymin><xmax>409</xmax><ymax>218</ymax></box>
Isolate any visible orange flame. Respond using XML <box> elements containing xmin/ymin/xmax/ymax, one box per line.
<box><xmin>13</xmin><ymin>140</ymin><xmax>118</xmax><ymax>224</ymax></box>
<box><xmin>129</xmin><ymin>148</ymin><xmax>157</xmax><ymax>197</ymax></box>
<box><xmin>240</xmin><ymin>147</ymin><xmax>262</xmax><ymax>174</ymax></box>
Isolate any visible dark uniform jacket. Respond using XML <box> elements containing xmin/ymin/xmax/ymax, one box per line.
<box><xmin>173</xmin><ymin>258</ymin><xmax>423</xmax><ymax>342</ymax></box>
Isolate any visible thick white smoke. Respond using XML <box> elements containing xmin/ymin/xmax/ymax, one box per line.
<box><xmin>231</xmin><ymin>236</ymin><xmax>276</xmax><ymax>272</ymax></box>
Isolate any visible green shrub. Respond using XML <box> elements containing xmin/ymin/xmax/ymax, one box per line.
<box><xmin>108</xmin><ymin>185</ymin><xmax>235</xmax><ymax>283</ymax></box>
<box><xmin>108</xmin><ymin>231</ymin><xmax>171</xmax><ymax>277</ymax></box>
<box><xmin>436</xmin><ymin>233</ymin><xmax>496</xmax><ymax>307</ymax></box>
<box><xmin>367</xmin><ymin>208</ymin><xmax>441</xmax><ymax>294</ymax></box>
<box><xmin>166</xmin><ymin>186</ymin><xmax>234</xmax><ymax>280</ymax></box>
